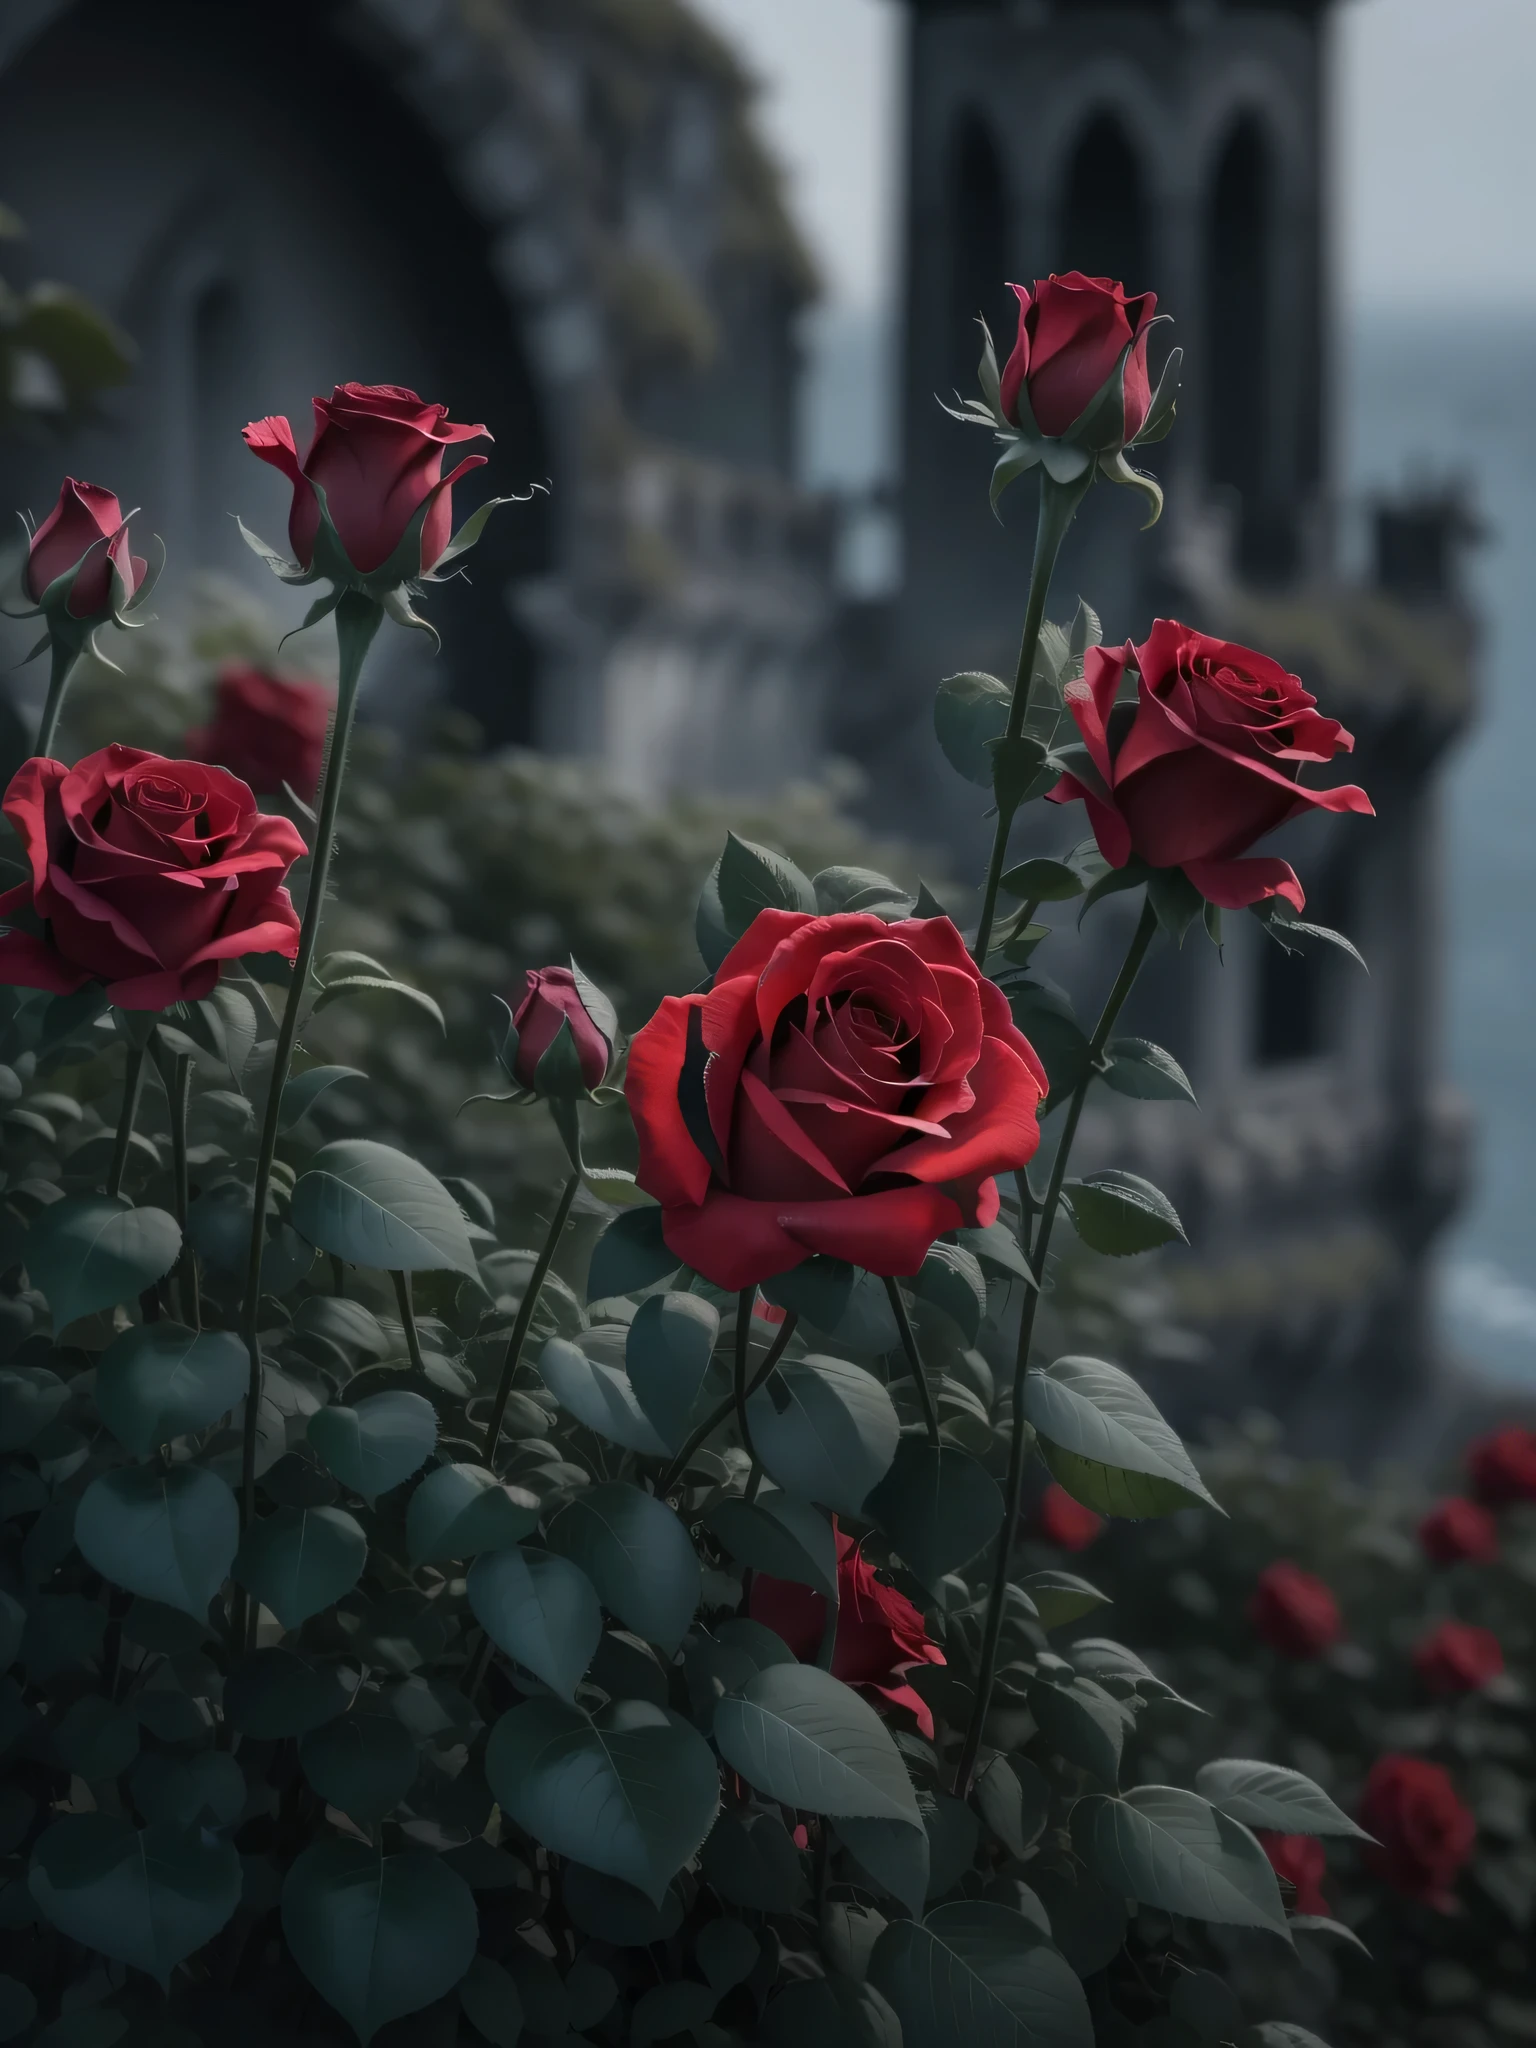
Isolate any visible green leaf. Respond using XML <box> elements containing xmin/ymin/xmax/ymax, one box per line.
<box><xmin>1061</xmin><ymin>1170</ymin><xmax>1186</xmax><ymax>1255</ymax></box>
<box><xmin>405</xmin><ymin>1463</ymin><xmax>540</xmax><ymax>1565</ymax></box>
<box><xmin>699</xmin><ymin>1810</ymin><xmax>808</xmax><ymax>1911</ymax></box>
<box><xmin>563</xmin><ymin>1862</ymin><xmax>685</xmax><ymax>1944</ymax></box>
<box><xmin>632</xmin><ymin>1983</ymin><xmax>717</xmax><ymax>2045</ymax></box>
<box><xmin>974</xmin><ymin>1754</ymin><xmax>1049</xmax><ymax>1860</ymax></box>
<box><xmin>1003</xmin><ymin>981</ymin><xmax>1091</xmax><ymax>1104</ymax></box>
<box><xmin>706</xmin><ymin>1488</ymin><xmax>837</xmax><ymax>1597</ymax></box>
<box><xmin>697</xmin><ymin>1915</ymin><xmax>759</xmax><ymax>1992</ymax></box>
<box><xmin>1147</xmin><ymin>865</ymin><xmax>1205</xmax><ymax>941</ymax></box>
<box><xmin>1245</xmin><ymin>2028</ymin><xmax>1334</xmax><ymax>2048</ymax></box>
<box><xmin>281</xmin><ymin>1838</ymin><xmax>478</xmax><ymax>2044</ymax></box>
<box><xmin>1027</xmin><ymin>1865</ymin><xmax>1127</xmax><ymax>1978</ymax></box>
<box><xmin>626</xmin><ymin>1292</ymin><xmax>721</xmax><ymax>1450</ymax></box>
<box><xmin>714</xmin><ymin>1663</ymin><xmax>922</xmax><ymax>1827</ymax></box>
<box><xmin>224</xmin><ymin>1648</ymin><xmax>353</xmax><ymax>1739</ymax></box>
<box><xmin>868</xmin><ymin>1441</ymin><xmax>1004</xmax><ymax>1580</ymax></box>
<box><xmin>311</xmin><ymin>975</ymin><xmax>445</xmax><ymax>1033</ymax></box>
<box><xmin>998</xmin><ymin>858</ymin><xmax>1084</xmax><ymax>903</ymax></box>
<box><xmin>1025</xmin><ymin>1355</ymin><xmax>1219</xmax><ymax>1517</ymax></box>
<box><xmin>0</xmin><ymin>1366</ymin><xmax>68</xmax><ymax>1451</ymax></box>
<box><xmin>486</xmin><ymin>1695</ymin><xmax>720</xmax><ymax>1906</ymax></box>
<box><xmin>289</xmin><ymin>1140</ymin><xmax>479</xmax><ymax>1277</ymax></box>
<box><xmin>813</xmin><ymin>866</ymin><xmax>915</xmax><ymax>918</ymax></box>
<box><xmin>538</xmin><ymin>1335</ymin><xmax>668</xmax><ymax>1455</ymax></box>
<box><xmin>1194</xmin><ymin>1759</ymin><xmax>1369</xmax><ymax>1840</ymax></box>
<box><xmin>467</xmin><ymin>1545</ymin><xmax>601</xmax><ymax>1701</ymax></box>
<box><xmin>760</xmin><ymin>1977</ymin><xmax>903</xmax><ymax>2048</ymax></box>
<box><xmin>956</xmin><ymin>1221</ymin><xmax>1033</xmax><ymax>1286</ymax></box>
<box><xmin>1018</xmin><ymin>1571</ymin><xmax>1111</xmax><ymax>1630</ymax></box>
<box><xmin>308</xmin><ymin>1391</ymin><xmax>437</xmax><ymax>1504</ymax></box>
<box><xmin>1100</xmin><ymin>1037</ymin><xmax>1197</xmax><ymax>1105</ymax></box>
<box><xmin>586</xmin><ymin>1206</ymin><xmax>677</xmax><ymax>1300</ymax></box>
<box><xmin>129</xmin><ymin>1752</ymin><xmax>245</xmax><ymax>1829</ymax></box>
<box><xmin>748</xmin><ymin>1354</ymin><xmax>900</xmax><ymax>1517</ymax></box>
<box><xmin>53</xmin><ymin>1696</ymin><xmax>139</xmax><ymax>1782</ymax></box>
<box><xmin>279</xmin><ymin>1065</ymin><xmax>367</xmax><ymax>1130</ymax></box>
<box><xmin>763</xmin><ymin>1257</ymin><xmax>898</xmax><ymax>1355</ymax></box>
<box><xmin>94</xmin><ymin>1323</ymin><xmax>248</xmax><ymax>1455</ymax></box>
<box><xmin>1027</xmin><ymin>1676</ymin><xmax>1124</xmax><ymax>1785</ymax></box>
<box><xmin>546</xmin><ymin>1482</ymin><xmax>699</xmax><ymax>1652</ymax></box>
<box><xmin>869</xmin><ymin>1901</ymin><xmax>1093</xmax><ymax>2048</ymax></box>
<box><xmin>715</xmin><ymin>832</ymin><xmax>817</xmax><ymax>934</ymax></box>
<box><xmin>27</xmin><ymin>1197</ymin><xmax>180</xmax><ymax>1330</ymax></box>
<box><xmin>0</xmin><ymin>1977</ymin><xmax>33</xmax><ymax>2043</ymax></box>
<box><xmin>1071</xmin><ymin>1786</ymin><xmax>1290</xmax><ymax>1937</ymax></box>
<box><xmin>915</xmin><ymin>1243</ymin><xmax>988</xmax><ymax>1344</ymax></box>
<box><xmin>28</xmin><ymin>1815</ymin><xmax>241</xmax><ymax>1987</ymax></box>
<box><xmin>75</xmin><ymin>1466</ymin><xmax>237</xmax><ymax>1620</ymax></box>
<box><xmin>458</xmin><ymin>1953</ymin><xmax>524</xmax><ymax>2047</ymax></box>
<box><xmin>837</xmin><ymin>1814</ymin><xmax>931</xmax><ymax>1917</ymax></box>
<box><xmin>299</xmin><ymin>1714</ymin><xmax>419</xmax><ymax>1823</ymax></box>
<box><xmin>234</xmin><ymin>1505</ymin><xmax>367</xmax><ymax>1629</ymax></box>
<box><xmin>935</xmin><ymin>672</ymin><xmax>1011</xmax><ymax>786</ymax></box>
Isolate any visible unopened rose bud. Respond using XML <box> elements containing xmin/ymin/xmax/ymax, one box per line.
<box><xmin>25</xmin><ymin>477</ymin><xmax>144</xmax><ymax>620</ymax></box>
<box><xmin>1000</xmin><ymin>272</ymin><xmax>1158</xmax><ymax>448</ymax></box>
<box><xmin>507</xmin><ymin>964</ymin><xmax>615</xmax><ymax>1096</ymax></box>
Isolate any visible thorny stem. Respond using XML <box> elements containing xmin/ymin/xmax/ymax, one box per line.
<box><xmin>731</xmin><ymin>1288</ymin><xmax>756</xmax><ymax>1469</ymax></box>
<box><xmin>954</xmin><ymin>895</ymin><xmax>1159</xmax><ymax>1796</ymax></box>
<box><xmin>658</xmin><ymin>1309</ymin><xmax>799</xmax><ymax>1496</ymax></box>
<box><xmin>34</xmin><ymin>636</ymin><xmax>80</xmax><ymax>761</ymax></box>
<box><xmin>883</xmin><ymin>1274</ymin><xmax>941</xmax><ymax>1447</ymax></box>
<box><xmin>482</xmin><ymin>1168</ymin><xmax>581</xmax><ymax>1469</ymax></box>
<box><xmin>106</xmin><ymin>1042</ymin><xmax>147</xmax><ymax>1201</ymax></box>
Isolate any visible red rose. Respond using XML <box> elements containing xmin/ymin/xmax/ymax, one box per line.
<box><xmin>748</xmin><ymin>1523</ymin><xmax>946</xmax><ymax>1737</ymax></box>
<box><xmin>1467</xmin><ymin>1425</ymin><xmax>1536</xmax><ymax>1507</ymax></box>
<box><xmin>1050</xmin><ymin>619</ymin><xmax>1374</xmax><ymax>912</ymax></box>
<box><xmin>511</xmin><ymin>966</ymin><xmax>612</xmax><ymax>1092</ymax></box>
<box><xmin>1249</xmin><ymin>1561</ymin><xmax>1342</xmax><ymax>1659</ymax></box>
<box><xmin>24</xmin><ymin>478</ymin><xmax>144</xmax><ymax>619</ymax></box>
<box><xmin>0</xmin><ymin>745</ymin><xmax>305</xmax><ymax>1010</ymax></box>
<box><xmin>188</xmin><ymin>665</ymin><xmax>333</xmax><ymax>804</ymax></box>
<box><xmin>1257</xmin><ymin>1832</ymin><xmax>1329</xmax><ymax>1917</ymax></box>
<box><xmin>1000</xmin><ymin>273</ymin><xmax>1158</xmax><ymax>442</ymax></box>
<box><xmin>1360</xmin><ymin>1755</ymin><xmax>1475</xmax><ymax>1910</ymax></box>
<box><xmin>244</xmin><ymin>383</ymin><xmax>489</xmax><ymax>578</ymax></box>
<box><xmin>1412</xmin><ymin>1620</ymin><xmax>1503</xmax><ymax>1697</ymax></box>
<box><xmin>1038</xmin><ymin>1482</ymin><xmax>1103</xmax><ymax>1552</ymax></box>
<box><xmin>624</xmin><ymin>910</ymin><xmax>1047</xmax><ymax>1290</ymax></box>
<box><xmin>1418</xmin><ymin>1497</ymin><xmax>1499</xmax><ymax>1567</ymax></box>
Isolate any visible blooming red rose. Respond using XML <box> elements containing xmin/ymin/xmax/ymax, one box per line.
<box><xmin>1038</xmin><ymin>1482</ymin><xmax>1103</xmax><ymax>1552</ymax></box>
<box><xmin>1413</xmin><ymin>1620</ymin><xmax>1503</xmax><ymax>1697</ymax></box>
<box><xmin>1467</xmin><ymin>1424</ymin><xmax>1536</xmax><ymax>1507</ymax></box>
<box><xmin>1418</xmin><ymin>1496</ymin><xmax>1499</xmax><ymax>1567</ymax></box>
<box><xmin>1249</xmin><ymin>1561</ymin><xmax>1342</xmax><ymax>1659</ymax></box>
<box><xmin>748</xmin><ymin>1523</ymin><xmax>946</xmax><ymax>1737</ymax></box>
<box><xmin>1050</xmin><ymin>620</ymin><xmax>1374</xmax><ymax>912</ymax></box>
<box><xmin>625</xmin><ymin>910</ymin><xmax>1047</xmax><ymax>1290</ymax></box>
<box><xmin>188</xmin><ymin>665</ymin><xmax>333</xmax><ymax>804</ymax></box>
<box><xmin>25</xmin><ymin>478</ymin><xmax>144</xmax><ymax>619</ymax></box>
<box><xmin>1257</xmin><ymin>1832</ymin><xmax>1329</xmax><ymax>1917</ymax></box>
<box><xmin>0</xmin><ymin>745</ymin><xmax>305</xmax><ymax>1010</ymax></box>
<box><xmin>1000</xmin><ymin>273</ymin><xmax>1158</xmax><ymax>443</ymax></box>
<box><xmin>511</xmin><ymin>966</ymin><xmax>612</xmax><ymax>1092</ymax></box>
<box><xmin>1360</xmin><ymin>1755</ymin><xmax>1475</xmax><ymax>1910</ymax></box>
<box><xmin>243</xmin><ymin>383</ymin><xmax>489</xmax><ymax>578</ymax></box>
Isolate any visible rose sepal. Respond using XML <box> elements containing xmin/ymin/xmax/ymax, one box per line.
<box><xmin>1132</xmin><ymin>345</ymin><xmax>1182</xmax><ymax>447</ymax></box>
<box><xmin>1097</xmin><ymin>448</ymin><xmax>1164</xmax><ymax>529</ymax></box>
<box><xmin>418</xmin><ymin>485</ymin><xmax>544</xmax><ymax>583</ymax></box>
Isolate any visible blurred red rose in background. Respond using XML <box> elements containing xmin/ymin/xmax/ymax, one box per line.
<box><xmin>1258</xmin><ymin>1832</ymin><xmax>1329</xmax><ymax>1916</ymax></box>
<box><xmin>1418</xmin><ymin>1496</ymin><xmax>1499</xmax><ymax>1566</ymax></box>
<box><xmin>1467</xmin><ymin>1425</ymin><xmax>1536</xmax><ymax>1507</ymax></box>
<box><xmin>1249</xmin><ymin>1561</ymin><xmax>1343</xmax><ymax>1659</ymax></box>
<box><xmin>1413</xmin><ymin>1620</ymin><xmax>1504</xmax><ymax>1697</ymax></box>
<box><xmin>1037</xmin><ymin>1482</ymin><xmax>1103</xmax><ymax>1552</ymax></box>
<box><xmin>189</xmin><ymin>665</ymin><xmax>333</xmax><ymax>804</ymax></box>
<box><xmin>1360</xmin><ymin>1755</ymin><xmax>1475</xmax><ymax>1910</ymax></box>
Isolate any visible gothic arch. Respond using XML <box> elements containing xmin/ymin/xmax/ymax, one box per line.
<box><xmin>1055</xmin><ymin>110</ymin><xmax>1151</xmax><ymax>292</ymax></box>
<box><xmin>1203</xmin><ymin>111</ymin><xmax>1276</xmax><ymax>563</ymax></box>
<box><xmin>947</xmin><ymin>109</ymin><xmax>1011</xmax><ymax>381</ymax></box>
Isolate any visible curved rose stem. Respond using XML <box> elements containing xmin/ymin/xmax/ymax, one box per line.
<box><xmin>971</xmin><ymin>473</ymin><xmax>1091</xmax><ymax>968</ymax></box>
<box><xmin>883</xmin><ymin>1275</ymin><xmax>941</xmax><ymax>1447</ymax></box>
<box><xmin>482</xmin><ymin>1166</ymin><xmax>581</xmax><ymax>1469</ymax></box>
<box><xmin>235</xmin><ymin>592</ymin><xmax>382</xmax><ymax>1608</ymax></box>
<box><xmin>954</xmin><ymin>895</ymin><xmax>1158</xmax><ymax>1797</ymax></box>
<box><xmin>391</xmin><ymin>1271</ymin><xmax>427</xmax><ymax>1374</ymax></box>
<box><xmin>658</xmin><ymin>1310</ymin><xmax>799</xmax><ymax>1496</ymax></box>
<box><xmin>168</xmin><ymin>1052</ymin><xmax>199</xmax><ymax>1327</ymax></box>
<box><xmin>731</xmin><ymin>1287</ymin><xmax>757</xmax><ymax>1464</ymax></box>
<box><xmin>106</xmin><ymin>1041</ymin><xmax>148</xmax><ymax>1201</ymax></box>
<box><xmin>34</xmin><ymin>636</ymin><xmax>82</xmax><ymax>761</ymax></box>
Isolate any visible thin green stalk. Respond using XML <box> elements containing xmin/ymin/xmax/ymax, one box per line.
<box><xmin>106</xmin><ymin>1042</ymin><xmax>147</xmax><ymax>1200</ymax></box>
<box><xmin>954</xmin><ymin>895</ymin><xmax>1158</xmax><ymax>1796</ymax></box>
<box><xmin>391</xmin><ymin>1271</ymin><xmax>426</xmax><ymax>1373</ymax></box>
<box><xmin>972</xmin><ymin>477</ymin><xmax>1089</xmax><ymax>967</ymax></box>
<box><xmin>658</xmin><ymin>1310</ymin><xmax>799</xmax><ymax>1495</ymax></box>
<box><xmin>731</xmin><ymin>1286</ymin><xmax>756</xmax><ymax>1462</ymax></box>
<box><xmin>883</xmin><ymin>1275</ymin><xmax>941</xmax><ymax>1446</ymax></box>
<box><xmin>34</xmin><ymin>637</ymin><xmax>81</xmax><ymax>761</ymax></box>
<box><xmin>482</xmin><ymin>1167</ymin><xmax>581</xmax><ymax>1468</ymax></box>
<box><xmin>236</xmin><ymin>592</ymin><xmax>382</xmax><ymax>1561</ymax></box>
<box><xmin>167</xmin><ymin>1051</ymin><xmax>198</xmax><ymax>1326</ymax></box>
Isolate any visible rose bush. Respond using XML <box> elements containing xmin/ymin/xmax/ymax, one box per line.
<box><xmin>1000</xmin><ymin>270</ymin><xmax>1159</xmax><ymax>443</ymax></box>
<box><xmin>189</xmin><ymin>662</ymin><xmax>333</xmax><ymax>802</ymax></box>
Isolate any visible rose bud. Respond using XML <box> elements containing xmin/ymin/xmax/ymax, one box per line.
<box><xmin>1467</xmin><ymin>1424</ymin><xmax>1536</xmax><ymax>1507</ymax></box>
<box><xmin>243</xmin><ymin>383</ymin><xmax>493</xmax><ymax>587</ymax></box>
<box><xmin>1037</xmin><ymin>1482</ymin><xmax>1103</xmax><ymax>1552</ymax></box>
<box><xmin>502</xmin><ymin>963</ymin><xmax>616</xmax><ymax>1098</ymax></box>
<box><xmin>749</xmin><ymin>1522</ymin><xmax>946</xmax><ymax>1736</ymax></box>
<box><xmin>1413</xmin><ymin>1620</ymin><xmax>1504</xmax><ymax>1697</ymax></box>
<box><xmin>1360</xmin><ymin>1755</ymin><xmax>1475</xmax><ymax>1911</ymax></box>
<box><xmin>0</xmin><ymin>745</ymin><xmax>305</xmax><ymax>1009</ymax></box>
<box><xmin>1257</xmin><ymin>1832</ymin><xmax>1329</xmax><ymax>1917</ymax></box>
<box><xmin>189</xmin><ymin>664</ymin><xmax>333</xmax><ymax>804</ymax></box>
<box><xmin>24</xmin><ymin>477</ymin><xmax>145</xmax><ymax>621</ymax></box>
<box><xmin>1000</xmin><ymin>272</ymin><xmax>1159</xmax><ymax>446</ymax></box>
<box><xmin>625</xmin><ymin>908</ymin><xmax>1046</xmax><ymax>1291</ymax></box>
<box><xmin>1249</xmin><ymin>1561</ymin><xmax>1343</xmax><ymax>1659</ymax></box>
<box><xmin>1418</xmin><ymin>1496</ymin><xmax>1499</xmax><ymax>1567</ymax></box>
<box><xmin>1050</xmin><ymin>620</ymin><xmax>1374</xmax><ymax>912</ymax></box>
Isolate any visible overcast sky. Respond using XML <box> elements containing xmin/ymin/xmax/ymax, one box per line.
<box><xmin>690</xmin><ymin>0</ymin><xmax>1536</xmax><ymax>317</ymax></box>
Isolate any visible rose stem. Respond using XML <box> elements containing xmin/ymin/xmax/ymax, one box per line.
<box><xmin>34</xmin><ymin>638</ymin><xmax>80</xmax><ymax>760</ymax></box>
<box><xmin>954</xmin><ymin>894</ymin><xmax>1158</xmax><ymax>1797</ymax></box>
<box><xmin>482</xmin><ymin>1167</ymin><xmax>581</xmax><ymax>1468</ymax></box>
<box><xmin>105</xmin><ymin>1041</ymin><xmax>148</xmax><ymax>1201</ymax></box>
<box><xmin>883</xmin><ymin>1275</ymin><xmax>942</xmax><ymax>1447</ymax></box>
<box><xmin>167</xmin><ymin>1051</ymin><xmax>198</xmax><ymax>1327</ymax></box>
<box><xmin>971</xmin><ymin>474</ymin><xmax>1089</xmax><ymax>968</ymax></box>
<box><xmin>731</xmin><ymin>1287</ymin><xmax>757</xmax><ymax>1465</ymax></box>
<box><xmin>234</xmin><ymin>591</ymin><xmax>381</xmax><ymax>1636</ymax></box>
<box><xmin>391</xmin><ymin>1271</ymin><xmax>427</xmax><ymax>1373</ymax></box>
<box><xmin>657</xmin><ymin>1311</ymin><xmax>798</xmax><ymax>1497</ymax></box>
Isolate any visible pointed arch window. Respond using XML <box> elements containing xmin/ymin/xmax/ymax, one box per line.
<box><xmin>1205</xmin><ymin>116</ymin><xmax>1275</xmax><ymax>564</ymax></box>
<box><xmin>1057</xmin><ymin>113</ymin><xmax>1149</xmax><ymax>290</ymax></box>
<box><xmin>949</xmin><ymin>111</ymin><xmax>1010</xmax><ymax>383</ymax></box>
